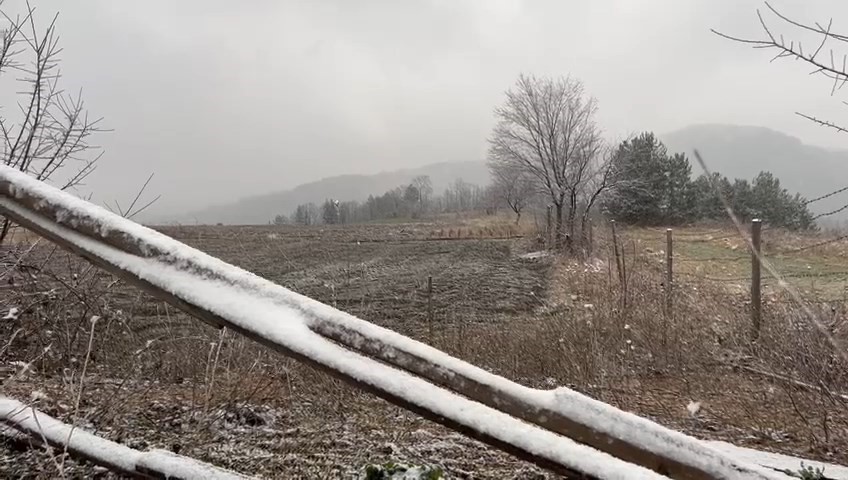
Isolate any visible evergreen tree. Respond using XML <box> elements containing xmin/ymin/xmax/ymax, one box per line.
<box><xmin>603</xmin><ymin>132</ymin><xmax>694</xmax><ymax>225</ymax></box>
<box><xmin>602</xmin><ymin>133</ymin><xmax>815</xmax><ymax>230</ymax></box>
<box><xmin>689</xmin><ymin>173</ymin><xmax>731</xmax><ymax>220</ymax></box>
<box><xmin>749</xmin><ymin>172</ymin><xmax>815</xmax><ymax>229</ymax></box>
<box><xmin>730</xmin><ymin>179</ymin><xmax>753</xmax><ymax>221</ymax></box>
<box><xmin>663</xmin><ymin>152</ymin><xmax>695</xmax><ymax>224</ymax></box>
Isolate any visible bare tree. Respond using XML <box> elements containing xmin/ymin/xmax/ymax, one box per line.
<box><xmin>0</xmin><ymin>3</ymin><xmax>105</xmax><ymax>243</ymax></box>
<box><xmin>562</xmin><ymin>120</ymin><xmax>606</xmax><ymax>251</ymax></box>
<box><xmin>488</xmin><ymin>74</ymin><xmax>602</xmax><ymax>252</ymax></box>
<box><xmin>411</xmin><ymin>175</ymin><xmax>433</xmax><ymax>205</ymax></box>
<box><xmin>577</xmin><ymin>144</ymin><xmax>617</xmax><ymax>253</ymax></box>
<box><xmin>713</xmin><ymin>2</ymin><xmax>848</xmax><ymax>133</ymax></box>
<box><xmin>491</xmin><ymin>164</ymin><xmax>535</xmax><ymax>225</ymax></box>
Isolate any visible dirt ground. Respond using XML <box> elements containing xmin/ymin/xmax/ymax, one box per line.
<box><xmin>2</xmin><ymin>221</ymin><xmax>847</xmax><ymax>478</ymax></box>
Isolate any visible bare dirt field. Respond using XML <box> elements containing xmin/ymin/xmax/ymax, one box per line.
<box><xmin>2</xmin><ymin>220</ymin><xmax>847</xmax><ymax>478</ymax></box>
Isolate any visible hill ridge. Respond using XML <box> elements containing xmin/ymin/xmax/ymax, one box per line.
<box><xmin>660</xmin><ymin>123</ymin><xmax>848</xmax><ymax>224</ymax></box>
<box><xmin>158</xmin><ymin>160</ymin><xmax>490</xmax><ymax>225</ymax></box>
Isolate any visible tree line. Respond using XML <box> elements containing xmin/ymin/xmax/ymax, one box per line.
<box><xmin>275</xmin><ymin>176</ymin><xmax>498</xmax><ymax>226</ymax></box>
<box><xmin>485</xmin><ymin>74</ymin><xmax>815</xmax><ymax>255</ymax></box>
<box><xmin>275</xmin><ymin>74</ymin><xmax>815</xmax><ymax>243</ymax></box>
<box><xmin>600</xmin><ymin>132</ymin><xmax>815</xmax><ymax>230</ymax></box>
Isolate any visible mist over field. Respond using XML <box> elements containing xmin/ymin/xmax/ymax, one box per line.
<box><xmin>4</xmin><ymin>0</ymin><xmax>843</xmax><ymax>220</ymax></box>
<box><xmin>164</xmin><ymin>124</ymin><xmax>848</xmax><ymax>225</ymax></box>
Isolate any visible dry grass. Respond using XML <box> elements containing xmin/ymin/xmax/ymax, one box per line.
<box><xmin>1</xmin><ymin>224</ymin><xmax>42</xmax><ymax>245</ymax></box>
<box><xmin>2</xmin><ymin>220</ymin><xmax>848</xmax><ymax>478</ymax></box>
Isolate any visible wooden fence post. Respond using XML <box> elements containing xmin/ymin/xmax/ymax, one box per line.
<box><xmin>751</xmin><ymin>219</ymin><xmax>762</xmax><ymax>341</ymax></box>
<box><xmin>610</xmin><ymin>220</ymin><xmax>629</xmax><ymax>312</ymax></box>
<box><xmin>427</xmin><ymin>275</ymin><xmax>434</xmax><ymax>323</ymax></box>
<box><xmin>664</xmin><ymin>228</ymin><xmax>673</xmax><ymax>351</ymax></box>
<box><xmin>611</xmin><ymin>220</ymin><xmax>623</xmax><ymax>284</ymax></box>
<box><xmin>546</xmin><ymin>205</ymin><xmax>553</xmax><ymax>250</ymax></box>
<box><xmin>665</xmin><ymin>228</ymin><xmax>673</xmax><ymax>319</ymax></box>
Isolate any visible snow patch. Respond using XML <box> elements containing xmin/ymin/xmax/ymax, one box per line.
<box><xmin>686</xmin><ymin>401</ymin><xmax>701</xmax><ymax>417</ymax></box>
<box><xmin>2</xmin><ymin>307</ymin><xmax>19</xmax><ymax>320</ymax></box>
<box><xmin>518</xmin><ymin>250</ymin><xmax>550</xmax><ymax>260</ymax></box>
<box><xmin>707</xmin><ymin>441</ymin><xmax>848</xmax><ymax>480</ymax></box>
<box><xmin>29</xmin><ymin>390</ymin><xmax>48</xmax><ymax>402</ymax></box>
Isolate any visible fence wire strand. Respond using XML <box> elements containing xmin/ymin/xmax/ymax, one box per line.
<box><xmin>813</xmin><ymin>203</ymin><xmax>848</xmax><ymax>220</ymax></box>
<box><xmin>772</xmin><ymin>233</ymin><xmax>848</xmax><ymax>255</ymax></box>
<box><xmin>635</xmin><ymin>230</ymin><xmax>848</xmax><ymax>304</ymax></box>
<box><xmin>804</xmin><ymin>185</ymin><xmax>848</xmax><ymax>205</ymax></box>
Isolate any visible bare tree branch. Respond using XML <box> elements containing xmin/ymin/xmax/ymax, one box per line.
<box><xmin>795</xmin><ymin>112</ymin><xmax>848</xmax><ymax>134</ymax></box>
<box><xmin>0</xmin><ymin>3</ymin><xmax>108</xmax><ymax>244</ymax></box>
<box><xmin>714</xmin><ymin>2</ymin><xmax>848</xmax><ymax>132</ymax></box>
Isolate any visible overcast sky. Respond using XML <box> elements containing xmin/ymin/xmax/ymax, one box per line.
<box><xmin>7</xmin><ymin>0</ymin><xmax>848</xmax><ymax>216</ymax></box>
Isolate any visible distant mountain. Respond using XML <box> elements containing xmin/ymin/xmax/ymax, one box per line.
<box><xmin>660</xmin><ymin>124</ymin><xmax>848</xmax><ymax>223</ymax></box>
<box><xmin>160</xmin><ymin>161</ymin><xmax>490</xmax><ymax>225</ymax></box>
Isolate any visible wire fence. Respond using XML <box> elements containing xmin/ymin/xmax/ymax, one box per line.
<box><xmin>772</xmin><ymin>233</ymin><xmax>848</xmax><ymax>255</ymax></box>
<box><xmin>804</xmin><ymin>185</ymin><xmax>848</xmax><ymax>205</ymax></box>
<box><xmin>629</xmin><ymin>222</ymin><xmax>848</xmax><ymax>307</ymax></box>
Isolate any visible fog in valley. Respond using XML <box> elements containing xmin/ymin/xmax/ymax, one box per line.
<box><xmin>4</xmin><ymin>0</ymin><xmax>848</xmax><ymax>221</ymax></box>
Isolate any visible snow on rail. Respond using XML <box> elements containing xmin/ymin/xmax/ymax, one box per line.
<box><xmin>0</xmin><ymin>165</ymin><xmax>797</xmax><ymax>479</ymax></box>
<box><xmin>706</xmin><ymin>442</ymin><xmax>848</xmax><ymax>480</ymax></box>
<box><xmin>0</xmin><ymin>397</ymin><xmax>250</xmax><ymax>479</ymax></box>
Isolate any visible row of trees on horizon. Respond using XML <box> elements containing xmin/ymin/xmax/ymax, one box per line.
<box><xmin>276</xmin><ymin>75</ymin><xmax>817</xmax><ymax>244</ymax></box>
<box><xmin>276</xmin><ymin>144</ymin><xmax>814</xmax><ymax>234</ymax></box>
<box><xmin>275</xmin><ymin>176</ymin><xmax>498</xmax><ymax>226</ymax></box>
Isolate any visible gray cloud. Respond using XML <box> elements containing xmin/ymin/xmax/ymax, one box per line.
<box><xmin>8</xmin><ymin>0</ymin><xmax>848</xmax><ymax>217</ymax></box>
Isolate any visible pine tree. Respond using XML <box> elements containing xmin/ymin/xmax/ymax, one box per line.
<box><xmin>603</xmin><ymin>132</ymin><xmax>692</xmax><ymax>225</ymax></box>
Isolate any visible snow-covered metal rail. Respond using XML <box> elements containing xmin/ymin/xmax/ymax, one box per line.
<box><xmin>0</xmin><ymin>397</ymin><xmax>250</xmax><ymax>479</ymax></box>
<box><xmin>0</xmin><ymin>165</ymin><xmax>789</xmax><ymax>479</ymax></box>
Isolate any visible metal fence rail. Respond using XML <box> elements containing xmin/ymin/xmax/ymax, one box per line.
<box><xmin>0</xmin><ymin>165</ymin><xmax>790</xmax><ymax>479</ymax></box>
<box><xmin>0</xmin><ymin>397</ymin><xmax>250</xmax><ymax>480</ymax></box>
